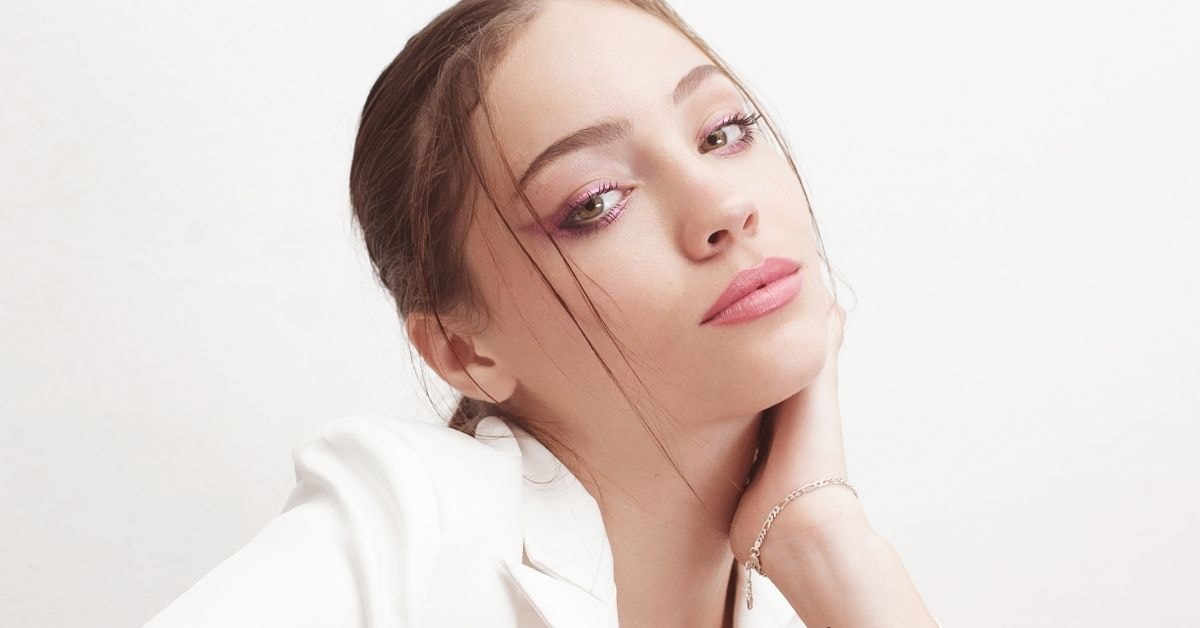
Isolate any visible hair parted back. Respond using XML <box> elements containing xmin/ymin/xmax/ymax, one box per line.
<box><xmin>348</xmin><ymin>0</ymin><xmax>838</xmax><ymax>492</ymax></box>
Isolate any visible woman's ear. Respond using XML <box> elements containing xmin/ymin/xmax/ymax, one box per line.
<box><xmin>405</xmin><ymin>311</ymin><xmax>518</xmax><ymax>404</ymax></box>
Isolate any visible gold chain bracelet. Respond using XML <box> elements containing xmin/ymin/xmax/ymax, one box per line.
<box><xmin>743</xmin><ymin>477</ymin><xmax>859</xmax><ymax>610</ymax></box>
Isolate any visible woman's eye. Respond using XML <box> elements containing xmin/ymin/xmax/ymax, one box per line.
<box><xmin>700</xmin><ymin>112</ymin><xmax>761</xmax><ymax>154</ymax></box>
<box><xmin>702</xmin><ymin>124</ymin><xmax>745</xmax><ymax>151</ymax></box>
<box><xmin>560</xmin><ymin>185</ymin><xmax>626</xmax><ymax>231</ymax></box>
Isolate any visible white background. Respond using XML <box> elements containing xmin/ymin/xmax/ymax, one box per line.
<box><xmin>2</xmin><ymin>1</ymin><xmax>1197</xmax><ymax>626</ymax></box>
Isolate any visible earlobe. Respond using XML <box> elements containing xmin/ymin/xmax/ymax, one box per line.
<box><xmin>405</xmin><ymin>312</ymin><xmax>518</xmax><ymax>405</ymax></box>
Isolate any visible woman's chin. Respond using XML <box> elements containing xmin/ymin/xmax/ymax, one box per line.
<box><xmin>700</xmin><ymin>343</ymin><xmax>829</xmax><ymax>419</ymax></box>
<box><xmin>754</xmin><ymin>359</ymin><xmax>825</xmax><ymax>412</ymax></box>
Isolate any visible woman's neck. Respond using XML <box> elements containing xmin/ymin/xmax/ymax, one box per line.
<box><xmin>554</xmin><ymin>408</ymin><xmax>764</xmax><ymax>628</ymax></box>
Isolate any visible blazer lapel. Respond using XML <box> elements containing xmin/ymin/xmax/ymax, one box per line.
<box><xmin>474</xmin><ymin>417</ymin><xmax>619</xmax><ymax>628</ymax></box>
<box><xmin>474</xmin><ymin>417</ymin><xmax>799</xmax><ymax>627</ymax></box>
<box><xmin>500</xmin><ymin>558</ymin><xmax>618</xmax><ymax>628</ymax></box>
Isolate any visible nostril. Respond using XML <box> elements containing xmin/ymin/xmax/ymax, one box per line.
<box><xmin>707</xmin><ymin>231</ymin><xmax>722</xmax><ymax>244</ymax></box>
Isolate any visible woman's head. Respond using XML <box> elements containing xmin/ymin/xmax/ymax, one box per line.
<box><xmin>350</xmin><ymin>0</ymin><xmax>840</xmax><ymax>465</ymax></box>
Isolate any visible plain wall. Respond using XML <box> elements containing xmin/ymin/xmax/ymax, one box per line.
<box><xmin>1</xmin><ymin>0</ymin><xmax>1197</xmax><ymax>626</ymax></box>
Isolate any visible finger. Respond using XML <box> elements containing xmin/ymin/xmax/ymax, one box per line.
<box><xmin>828</xmin><ymin>302</ymin><xmax>847</xmax><ymax>352</ymax></box>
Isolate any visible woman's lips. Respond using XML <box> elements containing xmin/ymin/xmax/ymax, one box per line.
<box><xmin>701</xmin><ymin>269</ymin><xmax>802</xmax><ymax>326</ymax></box>
<box><xmin>700</xmin><ymin>256</ymin><xmax>803</xmax><ymax>325</ymax></box>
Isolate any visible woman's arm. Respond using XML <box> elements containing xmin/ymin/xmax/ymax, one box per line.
<box><xmin>143</xmin><ymin>415</ymin><xmax>445</xmax><ymax>628</ymax></box>
<box><xmin>142</xmin><ymin>501</ymin><xmax>364</xmax><ymax>628</ymax></box>
<box><xmin>746</xmin><ymin>487</ymin><xmax>939</xmax><ymax>627</ymax></box>
<box><xmin>730</xmin><ymin>295</ymin><xmax>940</xmax><ymax>626</ymax></box>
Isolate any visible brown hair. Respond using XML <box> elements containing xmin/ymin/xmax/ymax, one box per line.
<box><xmin>348</xmin><ymin>0</ymin><xmax>839</xmax><ymax>495</ymax></box>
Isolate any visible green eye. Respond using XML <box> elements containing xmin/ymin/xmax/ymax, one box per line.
<box><xmin>576</xmin><ymin>192</ymin><xmax>611</xmax><ymax>221</ymax></box>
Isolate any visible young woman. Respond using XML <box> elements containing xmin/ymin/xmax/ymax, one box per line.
<box><xmin>145</xmin><ymin>0</ymin><xmax>941</xmax><ymax>626</ymax></box>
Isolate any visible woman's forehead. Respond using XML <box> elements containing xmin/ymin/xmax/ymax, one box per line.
<box><xmin>475</xmin><ymin>0</ymin><xmax>714</xmax><ymax>174</ymax></box>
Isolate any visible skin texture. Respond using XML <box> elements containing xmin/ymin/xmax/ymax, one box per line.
<box><xmin>406</xmin><ymin>1</ymin><xmax>933</xmax><ymax>626</ymax></box>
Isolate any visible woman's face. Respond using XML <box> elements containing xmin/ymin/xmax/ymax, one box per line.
<box><xmin>461</xmin><ymin>0</ymin><xmax>834</xmax><ymax>433</ymax></box>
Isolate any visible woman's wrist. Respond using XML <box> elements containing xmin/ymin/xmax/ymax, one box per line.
<box><xmin>759</xmin><ymin>510</ymin><xmax>936</xmax><ymax>625</ymax></box>
<box><xmin>766</xmin><ymin>487</ymin><xmax>872</xmax><ymax>547</ymax></box>
<box><xmin>731</xmin><ymin>480</ymin><xmax>869</xmax><ymax>565</ymax></box>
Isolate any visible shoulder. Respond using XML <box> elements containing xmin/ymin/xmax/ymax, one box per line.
<box><xmin>145</xmin><ymin>413</ymin><xmax>529</xmax><ymax>628</ymax></box>
<box><xmin>283</xmin><ymin>412</ymin><xmax>524</xmax><ymax>533</ymax></box>
<box><xmin>284</xmin><ymin>413</ymin><xmax>524</xmax><ymax>515</ymax></box>
<box><xmin>292</xmin><ymin>413</ymin><xmax>522</xmax><ymax>476</ymax></box>
<box><xmin>143</xmin><ymin>496</ymin><xmax>363</xmax><ymax>628</ymax></box>
<box><xmin>294</xmin><ymin>412</ymin><xmax>508</xmax><ymax>465</ymax></box>
<box><xmin>288</xmin><ymin>414</ymin><xmax>530</xmax><ymax>624</ymax></box>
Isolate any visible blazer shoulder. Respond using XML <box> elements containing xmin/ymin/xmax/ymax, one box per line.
<box><xmin>295</xmin><ymin>413</ymin><xmax>488</xmax><ymax>459</ymax></box>
<box><xmin>144</xmin><ymin>414</ymin><xmax>514</xmax><ymax>628</ymax></box>
<box><xmin>287</xmin><ymin>413</ymin><xmax>520</xmax><ymax>490</ymax></box>
<box><xmin>143</xmin><ymin>499</ymin><xmax>364</xmax><ymax>628</ymax></box>
<box><xmin>282</xmin><ymin>413</ymin><xmax>507</xmax><ymax>519</ymax></box>
<box><xmin>284</xmin><ymin>413</ymin><xmax>529</xmax><ymax>625</ymax></box>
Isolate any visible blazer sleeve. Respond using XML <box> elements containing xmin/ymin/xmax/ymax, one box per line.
<box><xmin>142</xmin><ymin>500</ymin><xmax>363</xmax><ymax>628</ymax></box>
<box><xmin>143</xmin><ymin>415</ymin><xmax>443</xmax><ymax>628</ymax></box>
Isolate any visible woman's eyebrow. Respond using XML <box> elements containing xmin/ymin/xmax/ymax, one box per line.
<box><xmin>515</xmin><ymin>63</ymin><xmax>729</xmax><ymax>192</ymax></box>
<box><xmin>671</xmin><ymin>64</ymin><xmax>728</xmax><ymax>106</ymax></box>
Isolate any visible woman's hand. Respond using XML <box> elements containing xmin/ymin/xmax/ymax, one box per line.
<box><xmin>726</xmin><ymin>284</ymin><xmax>939</xmax><ymax>626</ymax></box>
<box><xmin>729</xmin><ymin>292</ymin><xmax>865</xmax><ymax>565</ymax></box>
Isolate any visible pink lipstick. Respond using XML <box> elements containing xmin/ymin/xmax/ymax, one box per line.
<box><xmin>700</xmin><ymin>257</ymin><xmax>802</xmax><ymax>326</ymax></box>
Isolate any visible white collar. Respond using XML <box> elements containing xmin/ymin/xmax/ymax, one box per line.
<box><xmin>472</xmin><ymin>416</ymin><xmax>798</xmax><ymax>628</ymax></box>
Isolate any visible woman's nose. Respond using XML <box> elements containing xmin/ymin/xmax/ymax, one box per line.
<box><xmin>674</xmin><ymin>166</ymin><xmax>760</xmax><ymax>261</ymax></box>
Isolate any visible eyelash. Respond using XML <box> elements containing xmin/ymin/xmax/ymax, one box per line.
<box><xmin>556</xmin><ymin>181</ymin><xmax>626</xmax><ymax>236</ymax></box>
<box><xmin>555</xmin><ymin>111</ymin><xmax>763</xmax><ymax>237</ymax></box>
<box><xmin>705</xmin><ymin>111</ymin><xmax>762</xmax><ymax>154</ymax></box>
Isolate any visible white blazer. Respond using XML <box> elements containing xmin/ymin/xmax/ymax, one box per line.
<box><xmin>144</xmin><ymin>414</ymin><xmax>938</xmax><ymax>627</ymax></box>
